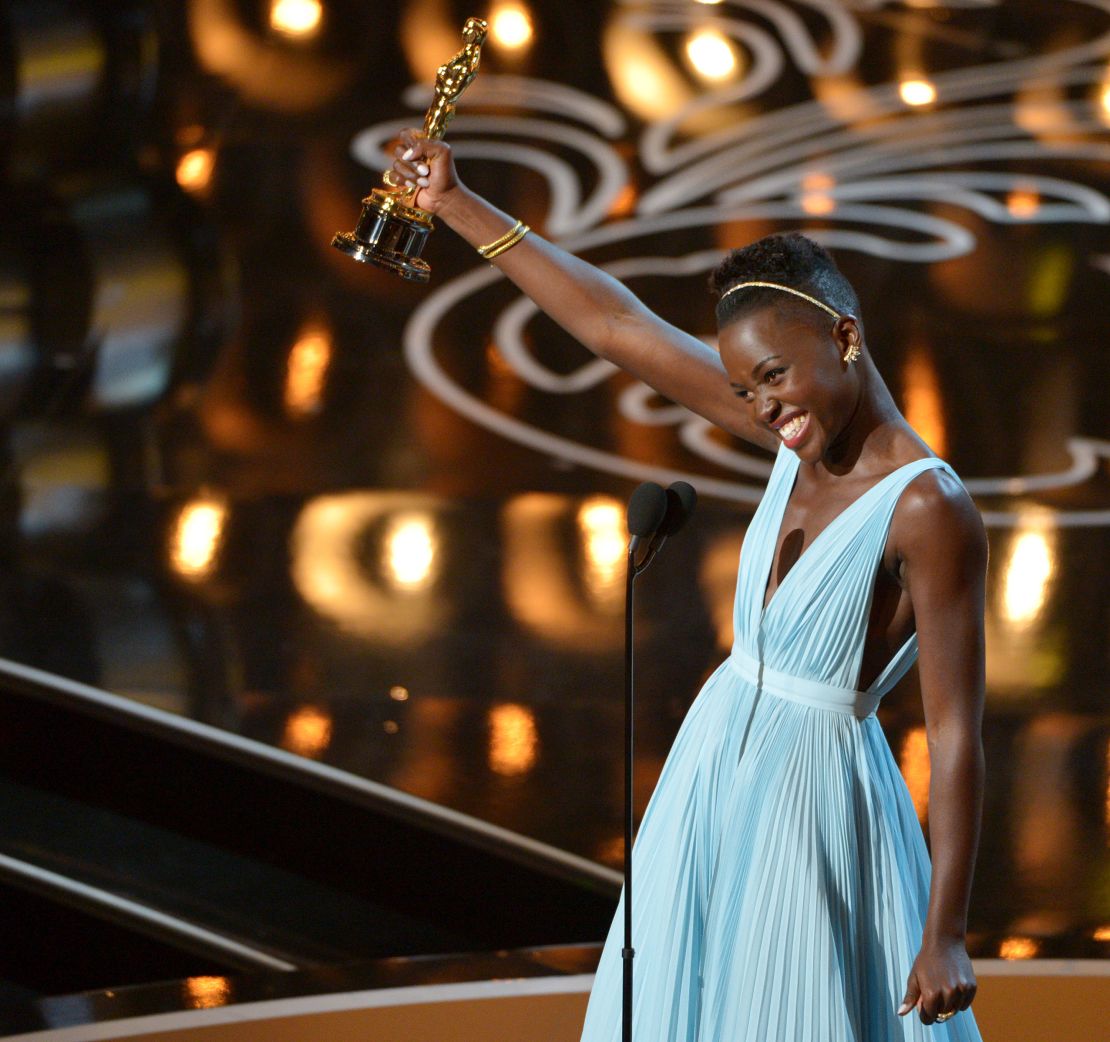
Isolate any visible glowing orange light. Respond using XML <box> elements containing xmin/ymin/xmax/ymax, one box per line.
<box><xmin>284</xmin><ymin>324</ymin><xmax>332</xmax><ymax>417</ymax></box>
<box><xmin>382</xmin><ymin>513</ymin><xmax>438</xmax><ymax>591</ymax></box>
<box><xmin>176</xmin><ymin>148</ymin><xmax>215</xmax><ymax>194</ymax></box>
<box><xmin>608</xmin><ymin>181</ymin><xmax>638</xmax><ymax>219</ymax></box>
<box><xmin>488</xmin><ymin>703</ymin><xmax>539</xmax><ymax>776</ymax></box>
<box><xmin>578</xmin><ymin>497</ymin><xmax>625</xmax><ymax>606</ymax></box>
<box><xmin>999</xmin><ymin>936</ymin><xmax>1040</xmax><ymax>960</ymax></box>
<box><xmin>270</xmin><ymin>0</ymin><xmax>323</xmax><ymax>38</ymax></box>
<box><xmin>899</xmin><ymin>78</ymin><xmax>937</xmax><ymax>107</ymax></box>
<box><xmin>489</xmin><ymin>2</ymin><xmax>533</xmax><ymax>50</ymax></box>
<box><xmin>390</xmin><ymin>685</ymin><xmax>410</xmax><ymax>702</ymax></box>
<box><xmin>685</xmin><ymin>26</ymin><xmax>739</xmax><ymax>82</ymax></box>
<box><xmin>1000</xmin><ymin>517</ymin><xmax>1056</xmax><ymax>629</ymax></box>
<box><xmin>1094</xmin><ymin>925</ymin><xmax>1110</xmax><ymax>942</ymax></box>
<box><xmin>1006</xmin><ymin>186</ymin><xmax>1041</xmax><ymax>219</ymax></box>
<box><xmin>900</xmin><ymin>727</ymin><xmax>931</xmax><ymax>824</ymax></box>
<box><xmin>801</xmin><ymin>171</ymin><xmax>836</xmax><ymax>216</ymax></box>
<box><xmin>902</xmin><ymin>343</ymin><xmax>948</xmax><ymax>457</ymax></box>
<box><xmin>169</xmin><ymin>496</ymin><xmax>227</xmax><ymax>580</ymax></box>
<box><xmin>184</xmin><ymin>977</ymin><xmax>230</xmax><ymax>1009</ymax></box>
<box><xmin>281</xmin><ymin>705</ymin><xmax>333</xmax><ymax>758</ymax></box>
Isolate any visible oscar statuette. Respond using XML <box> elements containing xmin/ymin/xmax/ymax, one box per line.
<box><xmin>331</xmin><ymin>17</ymin><xmax>488</xmax><ymax>282</ymax></box>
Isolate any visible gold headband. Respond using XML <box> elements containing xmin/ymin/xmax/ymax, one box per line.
<box><xmin>718</xmin><ymin>280</ymin><xmax>841</xmax><ymax>320</ymax></box>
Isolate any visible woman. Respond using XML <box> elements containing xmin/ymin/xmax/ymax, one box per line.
<box><xmin>389</xmin><ymin>131</ymin><xmax>986</xmax><ymax>1041</ymax></box>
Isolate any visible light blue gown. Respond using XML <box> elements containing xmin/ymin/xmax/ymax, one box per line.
<box><xmin>580</xmin><ymin>446</ymin><xmax>984</xmax><ymax>1042</ymax></box>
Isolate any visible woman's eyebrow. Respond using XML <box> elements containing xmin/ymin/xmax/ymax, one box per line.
<box><xmin>751</xmin><ymin>354</ymin><xmax>782</xmax><ymax>378</ymax></box>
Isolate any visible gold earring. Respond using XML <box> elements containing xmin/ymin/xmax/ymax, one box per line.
<box><xmin>844</xmin><ymin>342</ymin><xmax>861</xmax><ymax>364</ymax></box>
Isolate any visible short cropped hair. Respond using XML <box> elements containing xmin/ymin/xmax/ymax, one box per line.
<box><xmin>709</xmin><ymin>232</ymin><xmax>860</xmax><ymax>327</ymax></box>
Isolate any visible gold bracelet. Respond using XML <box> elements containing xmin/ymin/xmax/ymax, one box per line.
<box><xmin>483</xmin><ymin>223</ymin><xmax>530</xmax><ymax>260</ymax></box>
<box><xmin>477</xmin><ymin>219</ymin><xmax>529</xmax><ymax>259</ymax></box>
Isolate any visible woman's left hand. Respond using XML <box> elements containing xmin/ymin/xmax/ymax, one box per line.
<box><xmin>897</xmin><ymin>936</ymin><xmax>977</xmax><ymax>1024</ymax></box>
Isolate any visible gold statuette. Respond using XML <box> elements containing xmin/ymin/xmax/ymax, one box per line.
<box><xmin>331</xmin><ymin>17</ymin><xmax>488</xmax><ymax>282</ymax></box>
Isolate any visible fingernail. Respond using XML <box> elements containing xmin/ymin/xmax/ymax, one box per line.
<box><xmin>897</xmin><ymin>1003</ymin><xmax>910</xmax><ymax>1015</ymax></box>
<box><xmin>416</xmin><ymin>163</ymin><xmax>429</xmax><ymax>176</ymax></box>
<box><xmin>402</xmin><ymin>148</ymin><xmax>415</xmax><ymax>160</ymax></box>
<box><xmin>405</xmin><ymin>179</ymin><xmax>416</xmax><ymax>189</ymax></box>
<box><xmin>417</xmin><ymin>177</ymin><xmax>430</xmax><ymax>187</ymax></box>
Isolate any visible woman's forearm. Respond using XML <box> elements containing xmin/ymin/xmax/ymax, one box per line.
<box><xmin>921</xmin><ymin>731</ymin><xmax>984</xmax><ymax>943</ymax></box>
<box><xmin>436</xmin><ymin>185</ymin><xmax>649</xmax><ymax>363</ymax></box>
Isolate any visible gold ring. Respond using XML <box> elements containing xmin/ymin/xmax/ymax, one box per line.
<box><xmin>935</xmin><ymin>1011</ymin><xmax>955</xmax><ymax>1023</ymax></box>
<box><xmin>383</xmin><ymin>169</ymin><xmax>402</xmax><ymax>188</ymax></box>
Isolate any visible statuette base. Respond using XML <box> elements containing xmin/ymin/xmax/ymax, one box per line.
<box><xmin>330</xmin><ymin>189</ymin><xmax>434</xmax><ymax>283</ymax></box>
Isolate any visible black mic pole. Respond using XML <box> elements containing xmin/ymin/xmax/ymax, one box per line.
<box><xmin>620</xmin><ymin>480</ymin><xmax>698</xmax><ymax>1042</ymax></box>
<box><xmin>621</xmin><ymin>483</ymin><xmax>661</xmax><ymax>1042</ymax></box>
<box><xmin>621</xmin><ymin>481</ymin><xmax>669</xmax><ymax>1042</ymax></box>
<box><xmin>623</xmin><ymin>539</ymin><xmax>636</xmax><ymax>1042</ymax></box>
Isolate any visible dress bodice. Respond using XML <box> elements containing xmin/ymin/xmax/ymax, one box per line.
<box><xmin>733</xmin><ymin>446</ymin><xmax>959</xmax><ymax>706</ymax></box>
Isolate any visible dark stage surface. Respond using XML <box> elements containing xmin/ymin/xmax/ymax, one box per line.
<box><xmin>1</xmin><ymin>0</ymin><xmax>1108</xmax><ymax>966</ymax></box>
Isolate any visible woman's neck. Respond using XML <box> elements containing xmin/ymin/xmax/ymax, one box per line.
<box><xmin>821</xmin><ymin>356</ymin><xmax>909</xmax><ymax>477</ymax></box>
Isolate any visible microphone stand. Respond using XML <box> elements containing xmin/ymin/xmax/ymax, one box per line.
<box><xmin>622</xmin><ymin>538</ymin><xmax>662</xmax><ymax>1042</ymax></box>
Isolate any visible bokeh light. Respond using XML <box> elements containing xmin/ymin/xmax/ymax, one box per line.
<box><xmin>281</xmin><ymin>705</ymin><xmax>333</xmax><ymax>759</ymax></box>
<box><xmin>684</xmin><ymin>27</ymin><xmax>739</xmax><ymax>83</ymax></box>
<box><xmin>488</xmin><ymin>703</ymin><xmax>539</xmax><ymax>776</ymax></box>
<box><xmin>899</xmin><ymin>78</ymin><xmax>937</xmax><ymax>106</ymax></box>
<box><xmin>284</xmin><ymin>323</ymin><xmax>332</xmax><ymax>417</ymax></box>
<box><xmin>1000</xmin><ymin>518</ymin><xmax>1056</xmax><ymax>629</ymax></box>
<box><xmin>270</xmin><ymin>0</ymin><xmax>323</xmax><ymax>38</ymax></box>
<box><xmin>999</xmin><ymin>936</ymin><xmax>1040</xmax><ymax>960</ymax></box>
<box><xmin>382</xmin><ymin>513</ymin><xmax>438</xmax><ymax>591</ymax></box>
<box><xmin>176</xmin><ymin>148</ymin><xmax>215</xmax><ymax>195</ymax></box>
<box><xmin>169</xmin><ymin>497</ymin><xmax>228</xmax><ymax>581</ymax></box>
<box><xmin>489</xmin><ymin>1</ymin><xmax>533</xmax><ymax>51</ymax></box>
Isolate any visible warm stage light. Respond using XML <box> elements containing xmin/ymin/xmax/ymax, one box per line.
<box><xmin>488</xmin><ymin>703</ymin><xmax>539</xmax><ymax>776</ymax></box>
<box><xmin>170</xmin><ymin>497</ymin><xmax>227</xmax><ymax>580</ymax></box>
<box><xmin>184</xmin><ymin>976</ymin><xmax>231</xmax><ymax>1009</ymax></box>
<box><xmin>1007</xmin><ymin>186</ymin><xmax>1041</xmax><ymax>219</ymax></box>
<box><xmin>899</xmin><ymin>78</ymin><xmax>937</xmax><ymax>107</ymax></box>
<box><xmin>490</xmin><ymin>2</ymin><xmax>533</xmax><ymax>50</ymax></box>
<box><xmin>383</xmin><ymin>514</ymin><xmax>438</xmax><ymax>591</ymax></box>
<box><xmin>800</xmin><ymin>171</ymin><xmax>836</xmax><ymax>216</ymax></box>
<box><xmin>176</xmin><ymin>148</ymin><xmax>215</xmax><ymax>194</ymax></box>
<box><xmin>685</xmin><ymin>27</ymin><xmax>739</xmax><ymax>83</ymax></box>
<box><xmin>284</xmin><ymin>323</ymin><xmax>332</xmax><ymax>417</ymax></box>
<box><xmin>270</xmin><ymin>0</ymin><xmax>323</xmax><ymax>38</ymax></box>
<box><xmin>282</xmin><ymin>705</ymin><xmax>333</xmax><ymax>758</ymax></box>
<box><xmin>899</xmin><ymin>727</ymin><xmax>931</xmax><ymax>825</ymax></box>
<box><xmin>1000</xmin><ymin>519</ymin><xmax>1056</xmax><ymax>628</ymax></box>
<box><xmin>999</xmin><ymin>936</ymin><xmax>1040</xmax><ymax>960</ymax></box>
<box><xmin>901</xmin><ymin>342</ymin><xmax>947</xmax><ymax>457</ymax></box>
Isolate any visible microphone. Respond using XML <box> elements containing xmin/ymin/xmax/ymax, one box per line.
<box><xmin>637</xmin><ymin>481</ymin><xmax>697</xmax><ymax>571</ymax></box>
<box><xmin>626</xmin><ymin>482</ymin><xmax>668</xmax><ymax>561</ymax></box>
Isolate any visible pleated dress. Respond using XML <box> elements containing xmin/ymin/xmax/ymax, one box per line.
<box><xmin>579</xmin><ymin>445</ymin><xmax>984</xmax><ymax>1042</ymax></box>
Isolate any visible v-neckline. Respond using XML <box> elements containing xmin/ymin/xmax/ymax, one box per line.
<box><xmin>759</xmin><ymin>451</ymin><xmax>936</xmax><ymax>619</ymax></box>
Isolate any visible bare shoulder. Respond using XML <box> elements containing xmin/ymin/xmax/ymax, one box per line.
<box><xmin>891</xmin><ymin>464</ymin><xmax>987</xmax><ymax>572</ymax></box>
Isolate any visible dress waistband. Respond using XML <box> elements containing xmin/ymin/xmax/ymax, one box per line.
<box><xmin>728</xmin><ymin>647</ymin><xmax>880</xmax><ymax>719</ymax></box>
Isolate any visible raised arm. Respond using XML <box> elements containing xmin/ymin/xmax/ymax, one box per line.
<box><xmin>893</xmin><ymin>470</ymin><xmax>987</xmax><ymax>1026</ymax></box>
<box><xmin>390</xmin><ymin>131</ymin><xmax>774</xmax><ymax>449</ymax></box>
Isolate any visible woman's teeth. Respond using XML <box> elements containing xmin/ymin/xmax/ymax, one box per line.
<box><xmin>779</xmin><ymin>413</ymin><xmax>808</xmax><ymax>440</ymax></box>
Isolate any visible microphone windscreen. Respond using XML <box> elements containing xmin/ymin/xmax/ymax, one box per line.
<box><xmin>660</xmin><ymin>481</ymin><xmax>697</xmax><ymax>536</ymax></box>
<box><xmin>627</xmin><ymin>481</ymin><xmax>668</xmax><ymax>537</ymax></box>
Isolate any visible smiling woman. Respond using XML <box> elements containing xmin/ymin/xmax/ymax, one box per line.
<box><xmin>388</xmin><ymin>128</ymin><xmax>989</xmax><ymax>1040</ymax></box>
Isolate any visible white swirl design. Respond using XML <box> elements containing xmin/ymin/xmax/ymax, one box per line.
<box><xmin>351</xmin><ymin>1</ymin><xmax>1110</xmax><ymax>527</ymax></box>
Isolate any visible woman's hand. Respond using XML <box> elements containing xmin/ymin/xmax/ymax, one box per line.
<box><xmin>388</xmin><ymin>128</ymin><xmax>461</xmax><ymax>214</ymax></box>
<box><xmin>898</xmin><ymin>936</ymin><xmax>977</xmax><ymax>1024</ymax></box>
